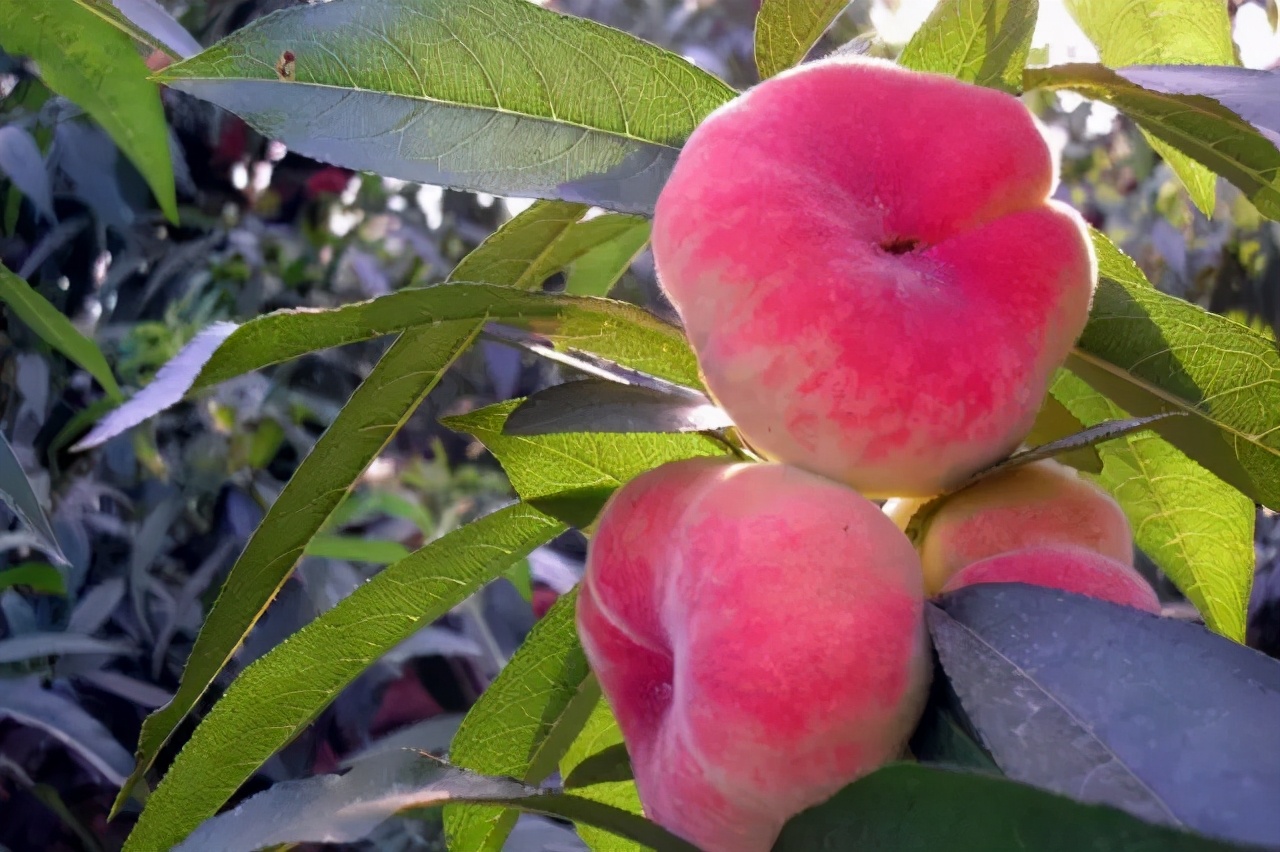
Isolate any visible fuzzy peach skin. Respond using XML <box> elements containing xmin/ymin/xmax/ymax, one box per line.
<box><xmin>887</xmin><ymin>458</ymin><xmax>1134</xmax><ymax>595</ymax></box>
<box><xmin>939</xmin><ymin>544</ymin><xmax>1160</xmax><ymax>613</ymax></box>
<box><xmin>652</xmin><ymin>55</ymin><xmax>1097</xmax><ymax>498</ymax></box>
<box><xmin>577</xmin><ymin>457</ymin><xmax>931</xmax><ymax>852</ymax></box>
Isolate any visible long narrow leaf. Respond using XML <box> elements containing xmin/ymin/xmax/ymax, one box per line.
<box><xmin>113</xmin><ymin>321</ymin><xmax>480</xmax><ymax>813</ymax></box>
<box><xmin>121</xmin><ymin>503</ymin><xmax>565</xmax><ymax>851</ymax></box>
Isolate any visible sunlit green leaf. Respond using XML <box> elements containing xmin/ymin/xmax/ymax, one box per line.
<box><xmin>1064</xmin><ymin>0</ymin><xmax>1238</xmax><ymax>216</ymax></box>
<box><xmin>898</xmin><ymin>0</ymin><xmax>1038</xmax><ymax>92</ymax></box>
<box><xmin>560</xmin><ymin>696</ymin><xmax>646</xmax><ymax>852</ymax></box>
<box><xmin>753</xmin><ymin>0</ymin><xmax>847</xmax><ymax>80</ymax></box>
<box><xmin>155</xmin><ymin>0</ymin><xmax>735</xmax><ymax>215</ymax></box>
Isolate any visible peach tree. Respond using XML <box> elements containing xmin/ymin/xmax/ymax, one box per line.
<box><xmin>17</xmin><ymin>0</ymin><xmax>1280</xmax><ymax>849</ymax></box>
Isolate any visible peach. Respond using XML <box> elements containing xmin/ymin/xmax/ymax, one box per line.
<box><xmin>939</xmin><ymin>544</ymin><xmax>1161</xmax><ymax>613</ymax></box>
<box><xmin>891</xmin><ymin>459</ymin><xmax>1134</xmax><ymax>596</ymax></box>
<box><xmin>577</xmin><ymin>457</ymin><xmax>930</xmax><ymax>852</ymax></box>
<box><xmin>652</xmin><ymin>54</ymin><xmax>1096</xmax><ymax>498</ymax></box>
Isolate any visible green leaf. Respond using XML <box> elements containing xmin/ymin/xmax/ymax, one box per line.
<box><xmin>0</xmin><ymin>262</ymin><xmax>122</xmax><ymax>400</ymax></box>
<box><xmin>121</xmin><ymin>503</ymin><xmax>566</xmax><ymax>852</ymax></box>
<box><xmin>175</xmin><ymin>751</ymin><xmax>697</xmax><ymax>852</ymax></box>
<box><xmin>1066</xmin><ymin>230</ymin><xmax>1280</xmax><ymax>510</ymax></box>
<box><xmin>1023</xmin><ymin>65</ymin><xmax>1280</xmax><ymax>220</ymax></box>
<box><xmin>1052</xmin><ymin>371</ymin><xmax>1253</xmax><ymax>641</ymax></box>
<box><xmin>76</xmin><ymin>284</ymin><xmax>701</xmax><ymax>451</ymax></box>
<box><xmin>0</xmin><ymin>562</ymin><xmax>65</xmax><ymax>595</ymax></box>
<box><xmin>1061</xmin><ymin>0</ymin><xmax>1238</xmax><ymax>216</ymax></box>
<box><xmin>753</xmin><ymin>0</ymin><xmax>848</xmax><ymax>80</ymax></box>
<box><xmin>897</xmin><ymin>0</ymin><xmax>1039</xmax><ymax>93</ymax></box>
<box><xmin>0</xmin><ymin>0</ymin><xmax>177</xmax><ymax>222</ymax></box>
<box><xmin>112</xmin><ymin>322</ymin><xmax>480</xmax><ymax>816</ymax></box>
<box><xmin>155</xmin><ymin>0</ymin><xmax>736</xmax><ymax>215</ymax></box>
<box><xmin>1024</xmin><ymin>393</ymin><xmax>1102</xmax><ymax>474</ymax></box>
<box><xmin>451</xmin><ymin>201</ymin><xmax>591</xmax><ymax>287</ymax></box>
<box><xmin>446</xmin><ymin>589</ymin><xmax>598</xmax><ymax>852</ymax></box>
<box><xmin>564</xmin><ymin>218</ymin><xmax>651</xmax><ymax>297</ymax></box>
<box><xmin>441</xmin><ymin>400</ymin><xmax>728</xmax><ymax>511</ymax></box>
<box><xmin>304</xmin><ymin>534</ymin><xmax>412</xmax><ymax>566</ymax></box>
<box><xmin>774</xmin><ymin>763</ymin><xmax>1254</xmax><ymax>851</ymax></box>
<box><xmin>69</xmin><ymin>0</ymin><xmax>173</xmax><ymax>58</ymax></box>
<box><xmin>0</xmin><ymin>428</ymin><xmax>69</xmax><ymax>567</ymax></box>
<box><xmin>560</xmin><ymin>696</ymin><xmax>646</xmax><ymax>852</ymax></box>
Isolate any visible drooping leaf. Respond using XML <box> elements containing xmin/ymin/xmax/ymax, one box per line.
<box><xmin>155</xmin><ymin>0</ymin><xmax>736</xmax><ymax>215</ymax></box>
<box><xmin>113</xmin><ymin>322</ymin><xmax>479</xmax><ymax>815</ymax></box>
<box><xmin>0</xmin><ymin>633</ymin><xmax>135</xmax><ymax>665</ymax></box>
<box><xmin>560</xmin><ymin>696</ymin><xmax>646</xmax><ymax>852</ymax></box>
<box><xmin>76</xmin><ymin>286</ymin><xmax>700</xmax><ymax>451</ymax></box>
<box><xmin>442</xmin><ymin>399</ymin><xmax>728</xmax><ymax>522</ymax></box>
<box><xmin>0</xmin><ymin>0</ymin><xmax>177</xmax><ymax>221</ymax></box>
<box><xmin>0</xmin><ymin>262</ymin><xmax>122</xmax><ymax>401</ymax></box>
<box><xmin>1067</xmin><ymin>230</ymin><xmax>1280</xmax><ymax>510</ymax></box>
<box><xmin>1066</xmin><ymin>0</ymin><xmax>1237</xmax><ymax>216</ymax></box>
<box><xmin>0</xmin><ymin>678</ymin><xmax>134</xmax><ymax>787</ymax></box>
<box><xmin>1051</xmin><ymin>371</ymin><xmax>1253</xmax><ymax>640</ymax></box>
<box><xmin>0</xmin><ymin>562</ymin><xmax>65</xmax><ymax>595</ymax></box>
<box><xmin>503</xmin><ymin>379</ymin><xmax>732</xmax><ymax>437</ymax></box>
<box><xmin>898</xmin><ymin>0</ymin><xmax>1039</xmax><ymax>93</ymax></box>
<box><xmin>1026</xmin><ymin>64</ymin><xmax>1280</xmax><ymax>219</ymax></box>
<box><xmin>175</xmin><ymin>751</ymin><xmax>697</xmax><ymax>852</ymax></box>
<box><xmin>930</xmin><ymin>585</ymin><xmax>1280</xmax><ymax>847</ymax></box>
<box><xmin>121</xmin><ymin>504</ymin><xmax>565</xmax><ymax>851</ymax></box>
<box><xmin>1115</xmin><ymin>66</ymin><xmax>1280</xmax><ymax>149</ymax></box>
<box><xmin>0</xmin><ymin>428</ymin><xmax>69</xmax><ymax>567</ymax></box>
<box><xmin>774</xmin><ymin>763</ymin><xmax>1255</xmax><ymax>852</ymax></box>
<box><xmin>0</xmin><ymin>126</ymin><xmax>55</xmax><ymax>222</ymax></box>
<box><xmin>446</xmin><ymin>590</ymin><xmax>598</xmax><ymax>852</ymax></box>
<box><xmin>753</xmin><ymin>0</ymin><xmax>848</xmax><ymax>80</ymax></box>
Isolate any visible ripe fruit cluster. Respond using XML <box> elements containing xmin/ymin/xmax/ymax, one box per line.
<box><xmin>576</xmin><ymin>55</ymin><xmax>1160</xmax><ymax>851</ymax></box>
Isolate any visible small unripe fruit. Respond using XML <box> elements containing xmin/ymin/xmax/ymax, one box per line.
<box><xmin>939</xmin><ymin>544</ymin><xmax>1161</xmax><ymax>613</ymax></box>
<box><xmin>578</xmin><ymin>458</ymin><xmax>930</xmax><ymax>852</ymax></box>
<box><xmin>653</xmin><ymin>55</ymin><xmax>1096</xmax><ymax>498</ymax></box>
<box><xmin>891</xmin><ymin>459</ymin><xmax>1134</xmax><ymax>596</ymax></box>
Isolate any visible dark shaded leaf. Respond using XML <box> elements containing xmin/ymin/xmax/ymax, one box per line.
<box><xmin>0</xmin><ymin>427</ymin><xmax>69</xmax><ymax>567</ymax></box>
<box><xmin>563</xmin><ymin>743</ymin><xmax>633</xmax><ymax>789</ymax></box>
<box><xmin>0</xmin><ymin>125</ymin><xmax>54</xmax><ymax>221</ymax></box>
<box><xmin>0</xmin><ymin>678</ymin><xmax>134</xmax><ymax>786</ymax></box>
<box><xmin>1024</xmin><ymin>390</ymin><xmax>1102</xmax><ymax>474</ymax></box>
<box><xmin>503</xmin><ymin>379</ymin><xmax>731</xmax><ymax>436</ymax></box>
<box><xmin>931</xmin><ymin>585</ymin><xmax>1280</xmax><ymax>847</ymax></box>
<box><xmin>774</xmin><ymin>763</ymin><xmax>1260</xmax><ymax>852</ymax></box>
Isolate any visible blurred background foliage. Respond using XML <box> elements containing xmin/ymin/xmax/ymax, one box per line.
<box><xmin>0</xmin><ymin>0</ymin><xmax>1278</xmax><ymax>849</ymax></box>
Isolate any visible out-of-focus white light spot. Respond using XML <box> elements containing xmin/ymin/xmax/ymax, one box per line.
<box><xmin>84</xmin><ymin>298</ymin><xmax>102</xmax><ymax>322</ymax></box>
<box><xmin>252</xmin><ymin>161</ymin><xmax>273</xmax><ymax>194</ymax></box>
<box><xmin>581</xmin><ymin>206</ymin><xmax>608</xmax><ymax>221</ymax></box>
<box><xmin>1041</xmin><ymin>123</ymin><xmax>1069</xmax><ymax>162</ymax></box>
<box><xmin>417</xmin><ymin>184</ymin><xmax>444</xmax><ymax>230</ymax></box>
<box><xmin>341</xmin><ymin>175</ymin><xmax>362</xmax><ymax>206</ymax></box>
<box><xmin>870</xmin><ymin>0</ymin><xmax>936</xmax><ymax>45</ymax></box>
<box><xmin>103</xmin><ymin>292</ymin><xmax>117</xmax><ymax>312</ymax></box>
<box><xmin>382</xmin><ymin>177</ymin><xmax>408</xmax><ymax>193</ymax></box>
<box><xmin>364</xmin><ymin>457</ymin><xmax>396</xmax><ymax>483</ymax></box>
<box><xmin>266</xmin><ymin>141</ymin><xmax>288</xmax><ymax>162</ymax></box>
<box><xmin>1085</xmin><ymin>102</ymin><xmax>1118</xmax><ymax>137</ymax></box>
<box><xmin>92</xmin><ymin>251</ymin><xmax>112</xmax><ymax>287</ymax></box>
<box><xmin>0</xmin><ymin>75</ymin><xmax>18</xmax><ymax>99</ymax></box>
<box><xmin>505</xmin><ymin>196</ymin><xmax>537</xmax><ymax>217</ymax></box>
<box><xmin>388</xmin><ymin>194</ymin><xmax>407</xmax><ymax>212</ymax></box>
<box><xmin>56</xmin><ymin>276</ymin><xmax>69</xmax><ymax>291</ymax></box>
<box><xmin>1031</xmin><ymin>0</ymin><xmax>1098</xmax><ymax>64</ymax></box>
<box><xmin>231</xmin><ymin>162</ymin><xmax>249</xmax><ymax>191</ymax></box>
<box><xmin>1056</xmin><ymin>90</ymin><xmax>1086</xmax><ymax>113</ymax></box>
<box><xmin>328</xmin><ymin>207</ymin><xmax>363</xmax><ymax>237</ymax></box>
<box><xmin>475</xmin><ymin>192</ymin><xmax>495</xmax><ymax>208</ymax></box>
<box><xmin>1236</xmin><ymin>5</ymin><xmax>1280</xmax><ymax>70</ymax></box>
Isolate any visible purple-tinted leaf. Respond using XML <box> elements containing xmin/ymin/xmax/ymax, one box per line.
<box><xmin>931</xmin><ymin>584</ymin><xmax>1280</xmax><ymax>847</ymax></box>
<box><xmin>0</xmin><ymin>678</ymin><xmax>134</xmax><ymax>785</ymax></box>
<box><xmin>0</xmin><ymin>125</ymin><xmax>54</xmax><ymax>221</ymax></box>
<box><xmin>1117</xmin><ymin>65</ymin><xmax>1280</xmax><ymax>147</ymax></box>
